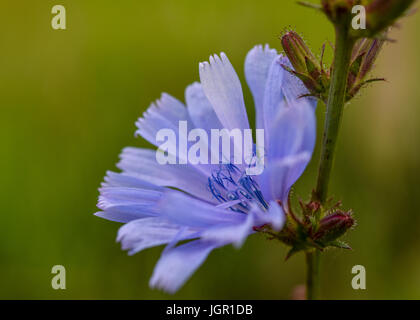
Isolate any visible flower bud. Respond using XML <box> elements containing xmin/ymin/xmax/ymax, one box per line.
<box><xmin>352</xmin><ymin>38</ymin><xmax>383</xmax><ymax>79</ymax></box>
<box><xmin>313</xmin><ymin>211</ymin><xmax>354</xmax><ymax>244</ymax></box>
<box><xmin>346</xmin><ymin>37</ymin><xmax>385</xmax><ymax>100</ymax></box>
<box><xmin>281</xmin><ymin>31</ymin><xmax>329</xmax><ymax>101</ymax></box>
<box><xmin>281</xmin><ymin>31</ymin><xmax>318</xmax><ymax>74</ymax></box>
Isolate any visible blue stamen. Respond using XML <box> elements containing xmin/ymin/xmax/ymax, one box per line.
<box><xmin>208</xmin><ymin>177</ymin><xmax>226</xmax><ymax>203</ymax></box>
<box><xmin>207</xmin><ymin>163</ymin><xmax>267</xmax><ymax>212</ymax></box>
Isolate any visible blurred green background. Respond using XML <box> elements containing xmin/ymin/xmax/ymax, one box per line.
<box><xmin>1</xmin><ymin>0</ymin><xmax>419</xmax><ymax>299</ymax></box>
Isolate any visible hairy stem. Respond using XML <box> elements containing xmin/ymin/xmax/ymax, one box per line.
<box><xmin>306</xmin><ymin>21</ymin><xmax>355</xmax><ymax>300</ymax></box>
<box><xmin>314</xmin><ymin>24</ymin><xmax>355</xmax><ymax>204</ymax></box>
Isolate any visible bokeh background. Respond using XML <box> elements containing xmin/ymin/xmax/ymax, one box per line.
<box><xmin>1</xmin><ymin>0</ymin><xmax>419</xmax><ymax>299</ymax></box>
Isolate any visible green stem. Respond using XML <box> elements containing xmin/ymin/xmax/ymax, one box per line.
<box><xmin>306</xmin><ymin>21</ymin><xmax>355</xmax><ymax>300</ymax></box>
<box><xmin>314</xmin><ymin>23</ymin><xmax>355</xmax><ymax>203</ymax></box>
<box><xmin>305</xmin><ymin>250</ymin><xmax>320</xmax><ymax>300</ymax></box>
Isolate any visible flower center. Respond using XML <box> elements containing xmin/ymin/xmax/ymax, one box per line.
<box><xmin>207</xmin><ymin>164</ymin><xmax>268</xmax><ymax>213</ymax></box>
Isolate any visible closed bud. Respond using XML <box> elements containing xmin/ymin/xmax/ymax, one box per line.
<box><xmin>313</xmin><ymin>211</ymin><xmax>354</xmax><ymax>244</ymax></box>
<box><xmin>281</xmin><ymin>31</ymin><xmax>318</xmax><ymax>74</ymax></box>
<box><xmin>352</xmin><ymin>38</ymin><xmax>383</xmax><ymax>80</ymax></box>
<box><xmin>281</xmin><ymin>31</ymin><xmax>329</xmax><ymax>101</ymax></box>
<box><xmin>347</xmin><ymin>37</ymin><xmax>385</xmax><ymax>100</ymax></box>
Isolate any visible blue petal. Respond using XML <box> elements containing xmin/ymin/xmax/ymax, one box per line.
<box><xmin>135</xmin><ymin>93</ymin><xmax>191</xmax><ymax>163</ymax></box>
<box><xmin>96</xmin><ymin>172</ymin><xmax>165</xmax><ymax>223</ymax></box>
<box><xmin>260</xmin><ymin>152</ymin><xmax>312</xmax><ymax>203</ymax></box>
<box><xmin>251</xmin><ymin>200</ymin><xmax>285</xmax><ymax>231</ymax></box>
<box><xmin>259</xmin><ymin>59</ymin><xmax>317</xmax><ymax>202</ymax></box>
<box><xmin>262</xmin><ymin>57</ymin><xmax>317</xmax><ymax>144</ymax></box>
<box><xmin>185</xmin><ymin>82</ymin><xmax>223</xmax><ymax>133</ymax></box>
<box><xmin>116</xmin><ymin>218</ymin><xmax>198</xmax><ymax>255</ymax></box>
<box><xmin>101</xmin><ymin>171</ymin><xmax>163</xmax><ymax>190</ymax></box>
<box><xmin>157</xmin><ymin>190</ymin><xmax>245</xmax><ymax>228</ymax></box>
<box><xmin>244</xmin><ymin>44</ymin><xmax>278</xmax><ymax>130</ymax></box>
<box><xmin>266</xmin><ymin>201</ymin><xmax>285</xmax><ymax>230</ymax></box>
<box><xmin>150</xmin><ymin>239</ymin><xmax>220</xmax><ymax>293</ymax></box>
<box><xmin>185</xmin><ymin>82</ymin><xmax>227</xmax><ymax>168</ymax></box>
<box><xmin>98</xmin><ymin>187</ymin><xmax>162</xmax><ymax>210</ymax></box>
<box><xmin>95</xmin><ymin>210</ymin><xmax>153</xmax><ymax>223</ymax></box>
<box><xmin>96</xmin><ymin>186</ymin><xmax>163</xmax><ymax>222</ymax></box>
<box><xmin>261</xmin><ymin>56</ymin><xmax>287</xmax><ymax>148</ymax></box>
<box><xmin>134</xmin><ymin>93</ymin><xmax>215</xmax><ymax>176</ymax></box>
<box><xmin>200</xmin><ymin>212</ymin><xmax>254</xmax><ymax>248</ymax></box>
<box><xmin>199</xmin><ymin>201</ymin><xmax>286</xmax><ymax>247</ymax></box>
<box><xmin>117</xmin><ymin>147</ymin><xmax>214</xmax><ymax>202</ymax></box>
<box><xmin>279</xmin><ymin>56</ymin><xmax>317</xmax><ymax>108</ymax></box>
<box><xmin>199</xmin><ymin>53</ymin><xmax>250</xmax><ymax>131</ymax></box>
<box><xmin>266</xmin><ymin>100</ymin><xmax>316</xmax><ymax>163</ymax></box>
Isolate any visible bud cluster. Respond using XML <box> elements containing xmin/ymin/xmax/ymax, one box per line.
<box><xmin>281</xmin><ymin>31</ymin><xmax>384</xmax><ymax>103</ymax></box>
<box><xmin>256</xmin><ymin>198</ymin><xmax>355</xmax><ymax>259</ymax></box>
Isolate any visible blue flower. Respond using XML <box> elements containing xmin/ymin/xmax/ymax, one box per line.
<box><xmin>96</xmin><ymin>45</ymin><xmax>317</xmax><ymax>293</ymax></box>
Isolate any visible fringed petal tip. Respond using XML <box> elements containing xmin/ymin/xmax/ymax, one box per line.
<box><xmin>199</xmin><ymin>51</ymin><xmax>249</xmax><ymax>131</ymax></box>
<box><xmin>246</xmin><ymin>44</ymin><xmax>277</xmax><ymax>58</ymax></box>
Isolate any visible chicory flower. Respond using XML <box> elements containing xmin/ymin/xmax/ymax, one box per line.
<box><xmin>96</xmin><ymin>45</ymin><xmax>317</xmax><ymax>293</ymax></box>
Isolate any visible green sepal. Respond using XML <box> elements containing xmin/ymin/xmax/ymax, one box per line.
<box><xmin>328</xmin><ymin>240</ymin><xmax>352</xmax><ymax>250</ymax></box>
<box><xmin>349</xmin><ymin>52</ymin><xmax>365</xmax><ymax>79</ymax></box>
